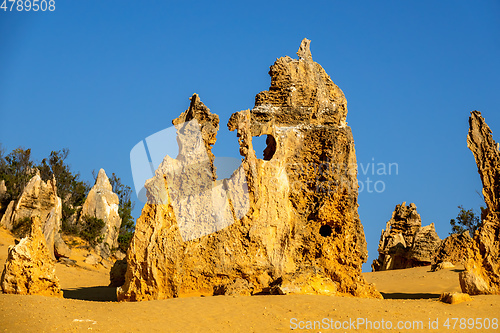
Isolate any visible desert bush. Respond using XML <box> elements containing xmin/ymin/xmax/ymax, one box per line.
<box><xmin>450</xmin><ymin>205</ymin><xmax>481</xmax><ymax>235</ymax></box>
<box><xmin>79</xmin><ymin>215</ymin><xmax>105</xmax><ymax>245</ymax></box>
<box><xmin>38</xmin><ymin>149</ymin><xmax>90</xmax><ymax>225</ymax></box>
<box><xmin>0</xmin><ymin>147</ymin><xmax>35</xmax><ymax>201</ymax></box>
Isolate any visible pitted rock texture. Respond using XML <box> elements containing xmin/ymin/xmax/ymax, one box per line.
<box><xmin>439</xmin><ymin>292</ymin><xmax>472</xmax><ymax>305</ymax></box>
<box><xmin>372</xmin><ymin>202</ymin><xmax>441</xmax><ymax>271</ymax></box>
<box><xmin>1</xmin><ymin>216</ymin><xmax>62</xmax><ymax>297</ymax></box>
<box><xmin>269</xmin><ymin>267</ymin><xmax>337</xmax><ymax>296</ymax></box>
<box><xmin>460</xmin><ymin>111</ymin><xmax>500</xmax><ymax>295</ymax></box>
<box><xmin>118</xmin><ymin>39</ymin><xmax>380</xmax><ymax>301</ymax></box>
<box><xmin>79</xmin><ymin>169</ymin><xmax>121</xmax><ymax>259</ymax></box>
<box><xmin>0</xmin><ymin>171</ymin><xmax>65</xmax><ymax>260</ymax></box>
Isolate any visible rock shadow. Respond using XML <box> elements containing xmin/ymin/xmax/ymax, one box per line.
<box><xmin>381</xmin><ymin>292</ymin><xmax>440</xmax><ymax>300</ymax></box>
<box><xmin>63</xmin><ymin>286</ymin><xmax>117</xmax><ymax>302</ymax></box>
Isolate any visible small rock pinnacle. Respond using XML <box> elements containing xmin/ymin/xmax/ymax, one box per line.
<box><xmin>297</xmin><ymin>38</ymin><xmax>312</xmax><ymax>61</ymax></box>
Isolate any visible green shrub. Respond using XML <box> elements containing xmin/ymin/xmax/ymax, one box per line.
<box><xmin>80</xmin><ymin>215</ymin><xmax>105</xmax><ymax>245</ymax></box>
<box><xmin>117</xmin><ymin>231</ymin><xmax>134</xmax><ymax>253</ymax></box>
<box><xmin>450</xmin><ymin>205</ymin><xmax>481</xmax><ymax>235</ymax></box>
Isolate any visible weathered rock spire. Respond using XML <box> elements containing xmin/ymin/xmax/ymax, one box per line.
<box><xmin>1</xmin><ymin>216</ymin><xmax>63</xmax><ymax>297</ymax></box>
<box><xmin>297</xmin><ymin>38</ymin><xmax>312</xmax><ymax>61</ymax></box>
<box><xmin>0</xmin><ymin>171</ymin><xmax>65</xmax><ymax>260</ymax></box>
<box><xmin>460</xmin><ymin>111</ymin><xmax>500</xmax><ymax>295</ymax></box>
<box><xmin>79</xmin><ymin>168</ymin><xmax>121</xmax><ymax>259</ymax></box>
<box><xmin>118</xmin><ymin>39</ymin><xmax>380</xmax><ymax>301</ymax></box>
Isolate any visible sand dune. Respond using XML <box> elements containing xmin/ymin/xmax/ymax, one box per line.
<box><xmin>0</xmin><ymin>228</ymin><xmax>499</xmax><ymax>332</ymax></box>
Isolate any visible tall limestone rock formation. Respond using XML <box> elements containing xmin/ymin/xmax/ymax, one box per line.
<box><xmin>0</xmin><ymin>180</ymin><xmax>7</xmax><ymax>219</ymax></box>
<box><xmin>0</xmin><ymin>171</ymin><xmax>66</xmax><ymax>260</ymax></box>
<box><xmin>460</xmin><ymin>111</ymin><xmax>500</xmax><ymax>295</ymax></box>
<box><xmin>372</xmin><ymin>202</ymin><xmax>441</xmax><ymax>271</ymax></box>
<box><xmin>1</xmin><ymin>216</ymin><xmax>62</xmax><ymax>297</ymax></box>
<box><xmin>0</xmin><ymin>180</ymin><xmax>6</xmax><ymax>199</ymax></box>
<box><xmin>80</xmin><ymin>169</ymin><xmax>121</xmax><ymax>259</ymax></box>
<box><xmin>118</xmin><ymin>39</ymin><xmax>380</xmax><ymax>301</ymax></box>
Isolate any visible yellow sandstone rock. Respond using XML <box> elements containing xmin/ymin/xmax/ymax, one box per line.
<box><xmin>460</xmin><ymin>111</ymin><xmax>500</xmax><ymax>295</ymax></box>
<box><xmin>1</xmin><ymin>216</ymin><xmax>62</xmax><ymax>297</ymax></box>
<box><xmin>118</xmin><ymin>39</ymin><xmax>380</xmax><ymax>301</ymax></box>
<box><xmin>79</xmin><ymin>168</ymin><xmax>121</xmax><ymax>259</ymax></box>
<box><xmin>439</xmin><ymin>292</ymin><xmax>472</xmax><ymax>305</ymax></box>
<box><xmin>0</xmin><ymin>170</ymin><xmax>67</xmax><ymax>260</ymax></box>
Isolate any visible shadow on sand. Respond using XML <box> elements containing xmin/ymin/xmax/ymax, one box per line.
<box><xmin>381</xmin><ymin>292</ymin><xmax>440</xmax><ymax>300</ymax></box>
<box><xmin>63</xmin><ymin>286</ymin><xmax>117</xmax><ymax>302</ymax></box>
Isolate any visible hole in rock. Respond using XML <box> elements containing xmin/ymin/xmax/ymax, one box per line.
<box><xmin>252</xmin><ymin>135</ymin><xmax>276</xmax><ymax>161</ymax></box>
<box><xmin>211</xmin><ymin>122</ymin><xmax>245</xmax><ymax>180</ymax></box>
<box><xmin>319</xmin><ymin>224</ymin><xmax>332</xmax><ymax>237</ymax></box>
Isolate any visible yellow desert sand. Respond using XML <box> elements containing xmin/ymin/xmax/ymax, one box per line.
<box><xmin>0</xmin><ymin>228</ymin><xmax>499</xmax><ymax>332</ymax></box>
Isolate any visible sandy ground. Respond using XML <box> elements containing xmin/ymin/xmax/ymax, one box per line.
<box><xmin>0</xmin><ymin>227</ymin><xmax>499</xmax><ymax>332</ymax></box>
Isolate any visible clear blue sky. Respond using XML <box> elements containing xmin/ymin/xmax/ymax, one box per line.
<box><xmin>1</xmin><ymin>1</ymin><xmax>499</xmax><ymax>271</ymax></box>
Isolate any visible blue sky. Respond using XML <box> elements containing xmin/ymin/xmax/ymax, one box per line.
<box><xmin>1</xmin><ymin>1</ymin><xmax>499</xmax><ymax>271</ymax></box>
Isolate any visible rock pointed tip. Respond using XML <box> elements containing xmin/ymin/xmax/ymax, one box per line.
<box><xmin>297</xmin><ymin>38</ymin><xmax>312</xmax><ymax>61</ymax></box>
<box><xmin>188</xmin><ymin>93</ymin><xmax>201</xmax><ymax>111</ymax></box>
<box><xmin>189</xmin><ymin>93</ymin><xmax>199</xmax><ymax>102</ymax></box>
<box><xmin>96</xmin><ymin>168</ymin><xmax>109</xmax><ymax>185</ymax></box>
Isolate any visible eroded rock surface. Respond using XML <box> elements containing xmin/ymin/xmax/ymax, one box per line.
<box><xmin>460</xmin><ymin>111</ymin><xmax>500</xmax><ymax>295</ymax></box>
<box><xmin>0</xmin><ymin>171</ymin><xmax>66</xmax><ymax>260</ymax></box>
<box><xmin>372</xmin><ymin>202</ymin><xmax>441</xmax><ymax>271</ymax></box>
<box><xmin>79</xmin><ymin>169</ymin><xmax>121</xmax><ymax>259</ymax></box>
<box><xmin>439</xmin><ymin>292</ymin><xmax>472</xmax><ymax>305</ymax></box>
<box><xmin>269</xmin><ymin>268</ymin><xmax>337</xmax><ymax>296</ymax></box>
<box><xmin>118</xmin><ymin>39</ymin><xmax>380</xmax><ymax>301</ymax></box>
<box><xmin>1</xmin><ymin>216</ymin><xmax>62</xmax><ymax>297</ymax></box>
<box><xmin>431</xmin><ymin>231</ymin><xmax>472</xmax><ymax>271</ymax></box>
